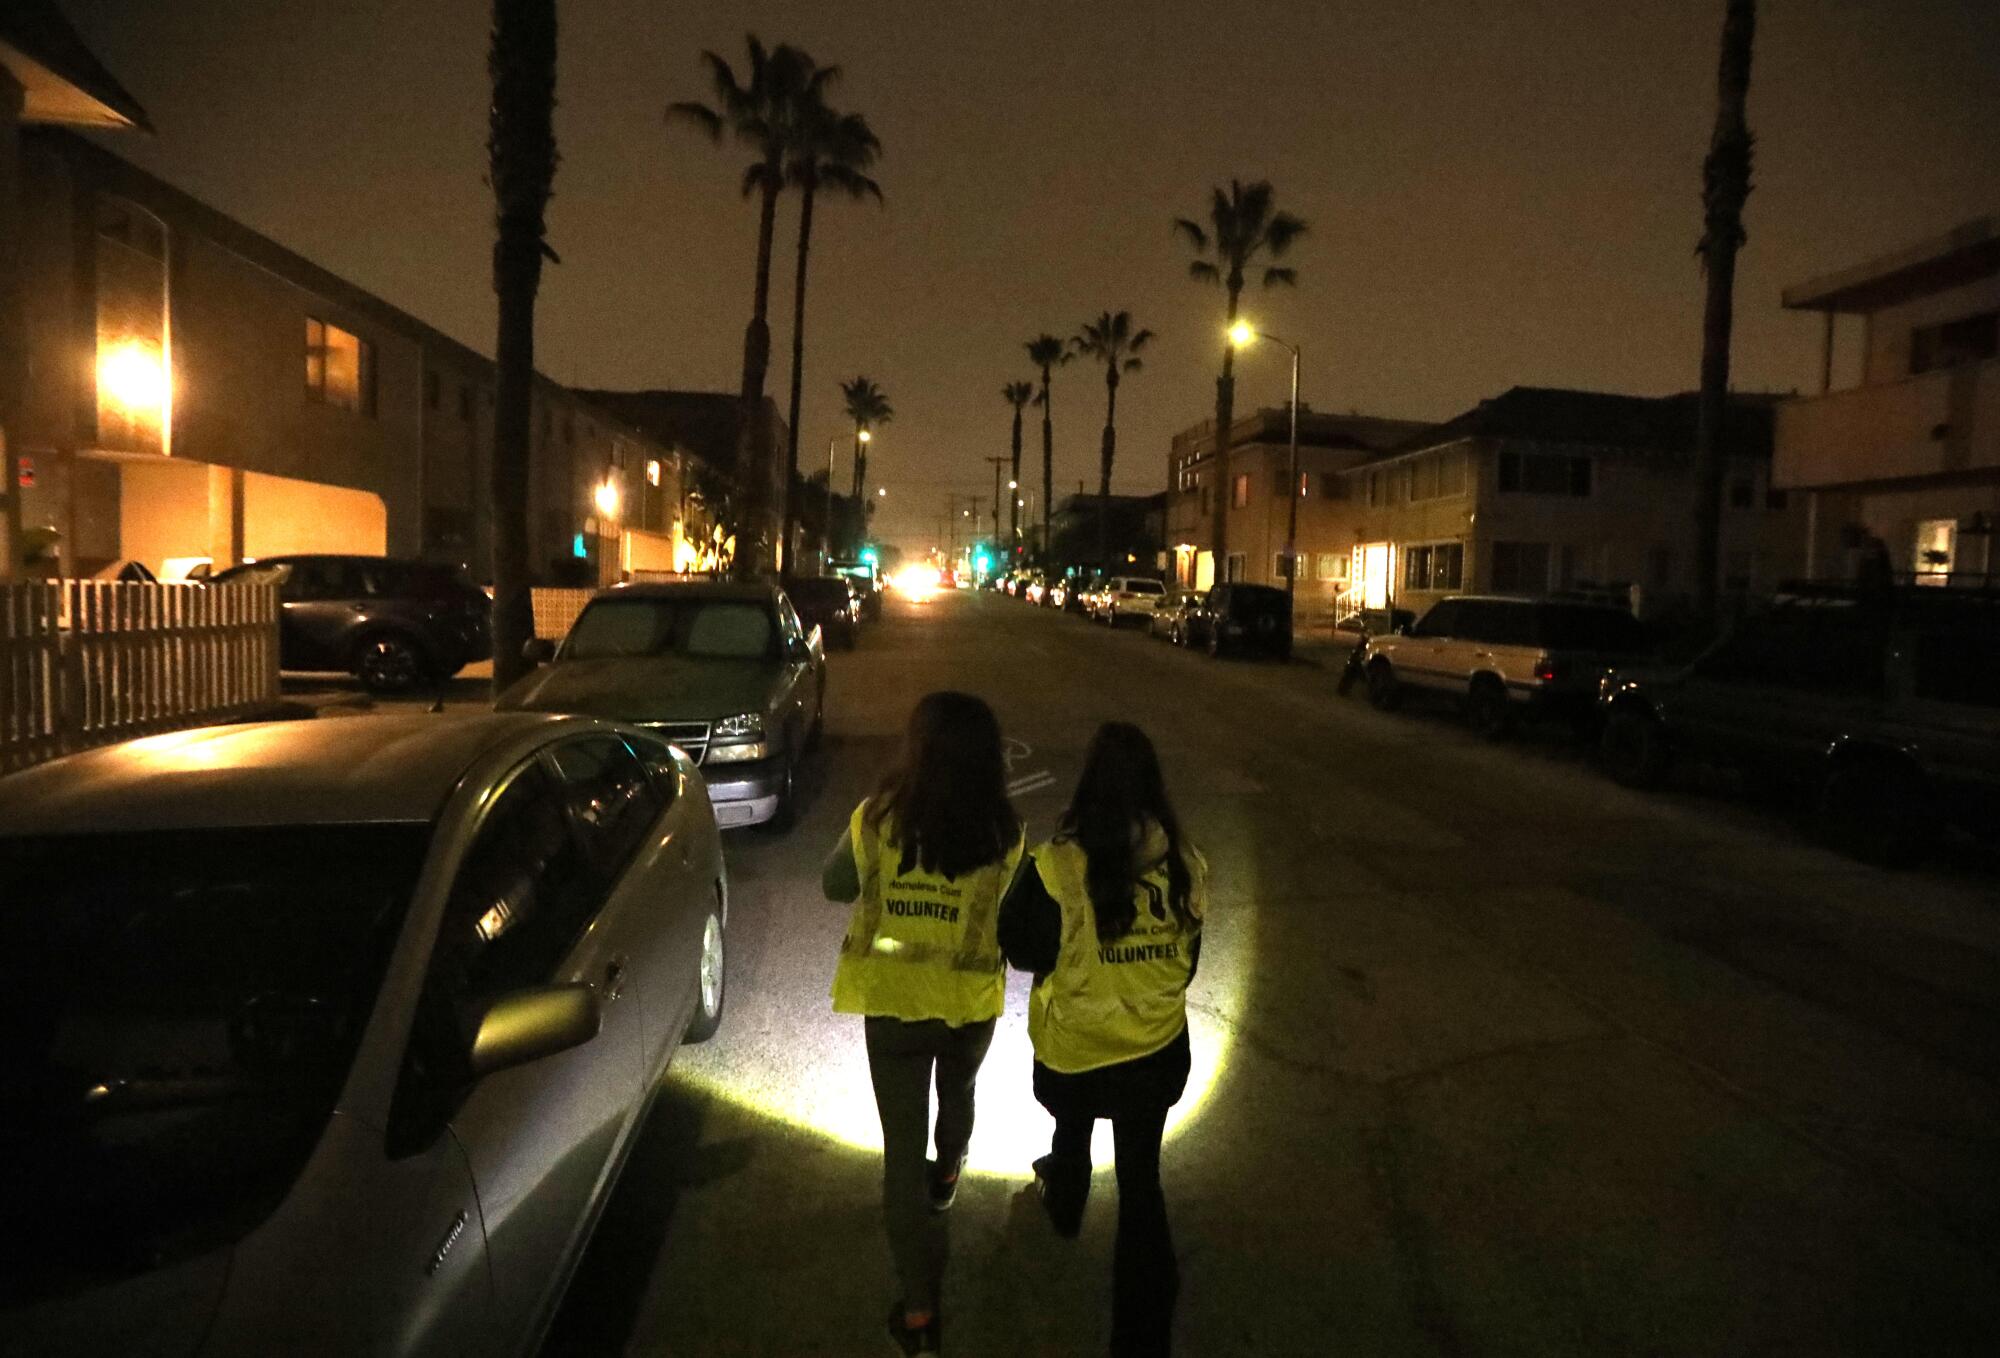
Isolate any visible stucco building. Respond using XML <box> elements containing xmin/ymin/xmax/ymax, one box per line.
<box><xmin>1775</xmin><ymin>216</ymin><xmax>2000</xmax><ymax>584</ymax></box>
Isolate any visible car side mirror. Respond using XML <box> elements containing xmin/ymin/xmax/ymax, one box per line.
<box><xmin>468</xmin><ymin>983</ymin><xmax>600</xmax><ymax>1078</ymax></box>
<box><xmin>521</xmin><ymin>637</ymin><xmax>556</xmax><ymax>664</ymax></box>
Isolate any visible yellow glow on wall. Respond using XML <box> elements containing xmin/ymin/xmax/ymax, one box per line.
<box><xmin>593</xmin><ymin>480</ymin><xmax>622</xmax><ymax>520</ymax></box>
<box><xmin>98</xmin><ymin>339</ymin><xmax>169</xmax><ymax>416</ymax></box>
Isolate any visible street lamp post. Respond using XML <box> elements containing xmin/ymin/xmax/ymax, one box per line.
<box><xmin>1229</xmin><ymin>322</ymin><xmax>1303</xmax><ymax>603</ymax></box>
<box><xmin>821</xmin><ymin>435</ymin><xmax>838</xmax><ymax>571</ymax></box>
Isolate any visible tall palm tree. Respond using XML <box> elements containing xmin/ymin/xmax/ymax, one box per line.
<box><xmin>1070</xmin><ymin>312</ymin><xmax>1155</xmax><ymax>566</ymax></box>
<box><xmin>1001</xmin><ymin>380</ymin><xmax>1034</xmax><ymax>552</ymax></box>
<box><xmin>1024</xmin><ymin>334</ymin><xmax>1066</xmax><ymax>562</ymax></box>
<box><xmin>669</xmin><ymin>36</ymin><xmax>825</xmax><ymax>578</ymax></box>
<box><xmin>488</xmin><ymin>0</ymin><xmax>558</xmax><ymax>693</ymax></box>
<box><xmin>1173</xmin><ymin>180</ymin><xmax>1306</xmax><ymax>583</ymax></box>
<box><xmin>1692</xmin><ymin>0</ymin><xmax>1757</xmax><ymax>622</ymax></box>
<box><xmin>839</xmin><ymin>375</ymin><xmax>892</xmax><ymax>502</ymax></box>
<box><xmin>780</xmin><ymin>96</ymin><xmax>881</xmax><ymax>573</ymax></box>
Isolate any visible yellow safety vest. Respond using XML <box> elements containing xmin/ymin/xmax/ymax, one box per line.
<box><xmin>831</xmin><ymin>800</ymin><xmax>1025</xmax><ymax>1025</ymax></box>
<box><xmin>1027</xmin><ymin>828</ymin><xmax>1207</xmax><ymax>1074</ymax></box>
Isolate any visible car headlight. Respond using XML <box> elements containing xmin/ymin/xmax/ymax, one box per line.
<box><xmin>703</xmin><ymin>740</ymin><xmax>770</xmax><ymax>764</ymax></box>
<box><xmin>713</xmin><ymin>711</ymin><xmax>764</xmax><ymax>740</ymax></box>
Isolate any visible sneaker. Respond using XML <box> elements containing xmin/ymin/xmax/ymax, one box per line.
<box><xmin>1030</xmin><ymin>1154</ymin><xmax>1088</xmax><ymax>1239</ymax></box>
<box><xmin>885</xmin><ymin>1303</ymin><xmax>941</xmax><ymax>1355</ymax></box>
<box><xmin>926</xmin><ymin>1152</ymin><xmax>966</xmax><ymax>1212</ymax></box>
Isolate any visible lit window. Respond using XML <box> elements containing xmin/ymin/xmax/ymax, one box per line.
<box><xmin>1232</xmin><ymin>474</ymin><xmax>1250</xmax><ymax>508</ymax></box>
<box><xmin>306</xmin><ymin>317</ymin><xmax>374</xmax><ymax>416</ymax></box>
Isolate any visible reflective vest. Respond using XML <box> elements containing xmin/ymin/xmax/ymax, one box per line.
<box><xmin>831</xmin><ymin>800</ymin><xmax>1025</xmax><ymax>1025</ymax></box>
<box><xmin>1028</xmin><ymin>828</ymin><xmax>1207</xmax><ymax>1074</ymax></box>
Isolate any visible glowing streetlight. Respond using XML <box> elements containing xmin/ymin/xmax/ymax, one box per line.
<box><xmin>858</xmin><ymin>428</ymin><xmax>872</xmax><ymax>444</ymax></box>
<box><xmin>877</xmin><ymin>487</ymin><xmax>887</xmax><ymax>497</ymax></box>
<box><xmin>1227</xmin><ymin>320</ymin><xmax>1305</xmax><ymax>603</ymax></box>
<box><xmin>1227</xmin><ymin>319</ymin><xmax>1256</xmax><ymax>349</ymax></box>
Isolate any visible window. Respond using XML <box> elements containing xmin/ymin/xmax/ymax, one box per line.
<box><xmin>458</xmin><ymin>383</ymin><xmax>475</xmax><ymax>421</ymax></box>
<box><xmin>1455</xmin><ymin>599</ymin><xmax>1537</xmax><ymax>646</ymax></box>
<box><xmin>1411</xmin><ymin>600</ymin><xmax>1461</xmax><ymax>638</ymax></box>
<box><xmin>1910</xmin><ymin>311</ymin><xmax>1998</xmax><ymax>375</ymax></box>
<box><xmin>305</xmin><ymin>318</ymin><xmax>374</xmax><ymax>416</ymax></box>
<box><xmin>1403</xmin><ymin>544</ymin><xmax>1432</xmax><ymax>591</ymax></box>
<box><xmin>1318</xmin><ymin>552</ymin><xmax>1346</xmax><ymax>582</ymax></box>
<box><xmin>1498</xmin><ymin>450</ymin><xmax>1590</xmax><ymax>497</ymax></box>
<box><xmin>1490</xmin><ymin>541</ymin><xmax>1551</xmax><ymax>593</ymax></box>
<box><xmin>1438</xmin><ymin>449</ymin><xmax>1466</xmax><ymax>496</ymax></box>
<box><xmin>548</xmin><ymin>737</ymin><xmax>663</xmax><ymax>883</ymax></box>
<box><xmin>1274</xmin><ymin>552</ymin><xmax>1293</xmax><ymax>580</ymax></box>
<box><xmin>1401</xmin><ymin>541</ymin><xmax>1464</xmax><ymax>592</ymax></box>
<box><xmin>1729</xmin><ymin>479</ymin><xmax>1754</xmax><ymax>509</ymax></box>
<box><xmin>1231</xmin><ymin>474</ymin><xmax>1250</xmax><ymax>508</ymax></box>
<box><xmin>424</xmin><ymin>369</ymin><xmax>441</xmax><ymax>410</ymax></box>
<box><xmin>1409</xmin><ymin>455</ymin><xmax>1441</xmax><ymax>501</ymax></box>
<box><xmin>1225</xmin><ymin>552</ymin><xmax>1245</xmax><ymax>582</ymax></box>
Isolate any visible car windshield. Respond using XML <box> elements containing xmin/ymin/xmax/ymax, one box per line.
<box><xmin>1124</xmin><ymin>580</ymin><xmax>1165</xmax><ymax>594</ymax></box>
<box><xmin>1538</xmin><ymin>606</ymin><xmax>1648</xmax><ymax>652</ymax></box>
<box><xmin>788</xmin><ymin>580</ymin><xmax>848</xmax><ymax>606</ymax></box>
<box><xmin>0</xmin><ymin>824</ymin><xmax>429</xmax><ymax>1304</ymax></box>
<box><xmin>564</xmin><ymin>597</ymin><xmax>775</xmax><ymax>660</ymax></box>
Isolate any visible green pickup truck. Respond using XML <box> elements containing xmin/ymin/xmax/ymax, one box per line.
<box><xmin>500</xmin><ymin>581</ymin><xmax>827</xmax><ymax>830</ymax></box>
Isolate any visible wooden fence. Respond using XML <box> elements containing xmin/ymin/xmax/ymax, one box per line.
<box><xmin>530</xmin><ymin>588</ymin><xmax>597</xmax><ymax>642</ymax></box>
<box><xmin>1</xmin><ymin>581</ymin><xmax>281</xmax><ymax>775</ymax></box>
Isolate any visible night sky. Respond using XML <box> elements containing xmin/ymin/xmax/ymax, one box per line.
<box><xmin>64</xmin><ymin>0</ymin><xmax>2000</xmax><ymax>552</ymax></box>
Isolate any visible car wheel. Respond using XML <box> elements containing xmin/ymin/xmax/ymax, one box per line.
<box><xmin>353</xmin><ymin>633</ymin><xmax>431</xmax><ymax>694</ymax></box>
<box><xmin>763</xmin><ymin>744</ymin><xmax>800</xmax><ymax>833</ymax></box>
<box><xmin>1466</xmin><ymin>677</ymin><xmax>1513</xmax><ymax>740</ymax></box>
<box><xmin>1366</xmin><ymin>659</ymin><xmax>1402</xmax><ymax>710</ymax></box>
<box><xmin>1819</xmin><ymin>758</ymin><xmax>1931</xmax><ymax>868</ymax></box>
<box><xmin>1599</xmin><ymin>709</ymin><xmax>1668</xmax><ymax>789</ymax></box>
<box><xmin>683</xmin><ymin>901</ymin><xmax>726</xmax><ymax>1044</ymax></box>
<box><xmin>806</xmin><ymin>687</ymin><xmax>826</xmax><ymax>752</ymax></box>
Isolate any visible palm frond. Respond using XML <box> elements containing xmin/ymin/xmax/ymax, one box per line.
<box><xmin>1129</xmin><ymin>327</ymin><xmax>1155</xmax><ymax>351</ymax></box>
<box><xmin>1262</xmin><ymin>211</ymin><xmax>1308</xmax><ymax>255</ymax></box>
<box><xmin>1170</xmin><ymin>217</ymin><xmax>1209</xmax><ymax>251</ymax></box>
<box><xmin>819</xmin><ymin>163</ymin><xmax>883</xmax><ymax>202</ymax></box>
<box><xmin>665</xmin><ymin>100</ymin><xmax>723</xmax><ymax>140</ymax></box>
<box><xmin>1123</xmin><ymin>357</ymin><xmax>1144</xmax><ymax>373</ymax></box>
<box><xmin>740</xmin><ymin>161</ymin><xmax>774</xmax><ymax>198</ymax></box>
<box><xmin>1261</xmin><ymin>266</ymin><xmax>1298</xmax><ymax>288</ymax></box>
<box><xmin>1188</xmin><ymin>260</ymin><xmax>1221</xmax><ymax>285</ymax></box>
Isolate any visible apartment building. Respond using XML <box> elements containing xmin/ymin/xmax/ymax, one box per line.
<box><xmin>1775</xmin><ymin>217</ymin><xmax>2000</xmax><ymax>584</ymax></box>
<box><xmin>8</xmin><ymin>128</ymin><xmax>705</xmax><ymax>586</ymax></box>
<box><xmin>1165</xmin><ymin>407</ymin><xmax>1432</xmax><ymax>591</ymax></box>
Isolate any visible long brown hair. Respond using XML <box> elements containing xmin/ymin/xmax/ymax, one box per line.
<box><xmin>1056</xmin><ymin>722</ymin><xmax>1193</xmax><ymax>941</ymax></box>
<box><xmin>865</xmin><ymin>691</ymin><xmax>1018</xmax><ymax>878</ymax></box>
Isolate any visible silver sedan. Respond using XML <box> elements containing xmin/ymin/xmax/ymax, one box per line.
<box><xmin>0</xmin><ymin>711</ymin><xmax>728</xmax><ymax>1357</ymax></box>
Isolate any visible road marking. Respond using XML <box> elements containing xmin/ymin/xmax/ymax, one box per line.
<box><xmin>1009</xmin><ymin>770</ymin><xmax>1057</xmax><ymax>797</ymax></box>
<box><xmin>1003</xmin><ymin>737</ymin><xmax>1032</xmax><ymax>773</ymax></box>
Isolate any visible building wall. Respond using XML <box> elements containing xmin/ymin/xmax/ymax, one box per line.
<box><xmin>1863</xmin><ymin>274</ymin><xmax>2000</xmax><ymax>386</ymax></box>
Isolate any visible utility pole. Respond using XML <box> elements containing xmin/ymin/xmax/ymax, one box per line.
<box><xmin>983</xmin><ymin>455</ymin><xmax>1007</xmax><ymax>541</ymax></box>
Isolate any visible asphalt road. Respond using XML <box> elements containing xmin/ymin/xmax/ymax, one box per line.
<box><xmin>530</xmin><ymin>588</ymin><xmax>2000</xmax><ymax>1357</ymax></box>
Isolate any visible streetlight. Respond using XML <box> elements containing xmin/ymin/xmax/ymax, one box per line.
<box><xmin>1229</xmin><ymin>321</ymin><xmax>1303</xmax><ymax>603</ymax></box>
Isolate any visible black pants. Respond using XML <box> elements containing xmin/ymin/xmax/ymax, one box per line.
<box><xmin>863</xmin><ymin>1015</ymin><xmax>996</xmax><ymax>1315</ymax></box>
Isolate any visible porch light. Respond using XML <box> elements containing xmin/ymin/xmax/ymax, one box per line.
<box><xmin>593</xmin><ymin>479</ymin><xmax>621</xmax><ymax>520</ymax></box>
<box><xmin>646</xmin><ymin>459</ymin><xmax>661</xmax><ymax>487</ymax></box>
<box><xmin>99</xmin><ymin>339</ymin><xmax>169</xmax><ymax>415</ymax></box>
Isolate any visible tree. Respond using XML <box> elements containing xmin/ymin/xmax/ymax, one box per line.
<box><xmin>1070</xmin><ymin>311</ymin><xmax>1155</xmax><ymax>567</ymax></box>
<box><xmin>839</xmin><ymin>375</ymin><xmax>892</xmax><ymax>501</ymax></box>
<box><xmin>668</xmin><ymin>36</ymin><xmax>824</xmax><ymax>579</ymax></box>
<box><xmin>1692</xmin><ymin>0</ymin><xmax>1757</xmax><ymax>621</ymax></box>
<box><xmin>1173</xmin><ymin>180</ymin><xmax>1306</xmax><ymax>584</ymax></box>
<box><xmin>1001</xmin><ymin>380</ymin><xmax>1035</xmax><ymax>553</ymax></box>
<box><xmin>1024</xmin><ymin>334</ymin><xmax>1066</xmax><ymax>562</ymax></box>
<box><xmin>779</xmin><ymin>94</ymin><xmax>881</xmax><ymax>574</ymax></box>
<box><xmin>487</xmin><ymin>0</ymin><xmax>559</xmax><ymax>694</ymax></box>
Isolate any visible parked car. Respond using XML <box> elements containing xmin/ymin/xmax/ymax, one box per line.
<box><xmin>830</xmin><ymin>560</ymin><xmax>882</xmax><ymax>620</ymax></box>
<box><xmin>501</xmin><ymin>581</ymin><xmax>826</xmax><ymax>830</ymax></box>
<box><xmin>783</xmin><ymin>575</ymin><xmax>860</xmax><ymax>650</ymax></box>
<box><xmin>0</xmin><ymin>712</ymin><xmax>729</xmax><ymax>1358</ymax></box>
<box><xmin>1157</xmin><ymin>589</ymin><xmax>1204</xmax><ymax>643</ymax></box>
<box><xmin>1598</xmin><ymin>584</ymin><xmax>2000</xmax><ymax>864</ymax></box>
<box><xmin>1363</xmin><ymin>595</ymin><xmax>1651</xmax><ymax>737</ymax></box>
<box><xmin>206</xmin><ymin>554</ymin><xmax>491</xmax><ymax>694</ymax></box>
<box><xmin>1099</xmin><ymin>576</ymin><xmax>1168</xmax><ymax>628</ymax></box>
<box><xmin>1182</xmin><ymin>584</ymin><xmax>1293</xmax><ymax>660</ymax></box>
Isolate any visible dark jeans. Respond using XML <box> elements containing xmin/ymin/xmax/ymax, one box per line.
<box><xmin>1046</xmin><ymin>1105</ymin><xmax>1178</xmax><ymax>1357</ymax></box>
<box><xmin>863</xmin><ymin>1015</ymin><xmax>996</xmax><ymax>1315</ymax></box>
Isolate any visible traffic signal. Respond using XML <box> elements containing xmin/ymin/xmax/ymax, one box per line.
<box><xmin>860</xmin><ymin>547</ymin><xmax>879</xmax><ymax>566</ymax></box>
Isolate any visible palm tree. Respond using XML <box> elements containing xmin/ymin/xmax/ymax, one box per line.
<box><xmin>1024</xmin><ymin>334</ymin><xmax>1066</xmax><ymax>562</ymax></box>
<box><xmin>839</xmin><ymin>375</ymin><xmax>892</xmax><ymax>503</ymax></box>
<box><xmin>1070</xmin><ymin>312</ymin><xmax>1155</xmax><ymax>567</ymax></box>
<box><xmin>1173</xmin><ymin>180</ymin><xmax>1306</xmax><ymax>583</ymax></box>
<box><xmin>669</xmin><ymin>36</ymin><xmax>825</xmax><ymax>578</ymax></box>
<box><xmin>1692</xmin><ymin>0</ymin><xmax>1757</xmax><ymax>622</ymax></box>
<box><xmin>1001</xmin><ymin>380</ymin><xmax>1035</xmax><ymax>553</ymax></box>
<box><xmin>488</xmin><ymin>0</ymin><xmax>558</xmax><ymax>694</ymax></box>
<box><xmin>780</xmin><ymin>95</ymin><xmax>881</xmax><ymax>574</ymax></box>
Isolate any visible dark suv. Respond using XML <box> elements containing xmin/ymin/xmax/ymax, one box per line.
<box><xmin>1181</xmin><ymin>583</ymin><xmax>1292</xmax><ymax>660</ymax></box>
<box><xmin>783</xmin><ymin>575</ymin><xmax>860</xmax><ymax>649</ymax></box>
<box><xmin>207</xmin><ymin>554</ymin><xmax>491</xmax><ymax>693</ymax></box>
<box><xmin>1598</xmin><ymin>584</ymin><xmax>2000</xmax><ymax>864</ymax></box>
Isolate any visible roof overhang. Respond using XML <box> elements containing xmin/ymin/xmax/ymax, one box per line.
<box><xmin>0</xmin><ymin>1</ymin><xmax>150</xmax><ymax>131</ymax></box>
<box><xmin>1781</xmin><ymin>217</ymin><xmax>2000</xmax><ymax>314</ymax></box>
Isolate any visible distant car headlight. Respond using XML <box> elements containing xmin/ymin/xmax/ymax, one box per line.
<box><xmin>703</xmin><ymin>740</ymin><xmax>770</xmax><ymax>764</ymax></box>
<box><xmin>713</xmin><ymin>711</ymin><xmax>764</xmax><ymax>739</ymax></box>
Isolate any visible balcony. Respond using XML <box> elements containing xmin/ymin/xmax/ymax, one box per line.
<box><xmin>1775</xmin><ymin>358</ymin><xmax>2000</xmax><ymax>490</ymax></box>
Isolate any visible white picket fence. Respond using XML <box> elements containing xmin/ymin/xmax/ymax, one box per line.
<box><xmin>1</xmin><ymin>581</ymin><xmax>281</xmax><ymax>775</ymax></box>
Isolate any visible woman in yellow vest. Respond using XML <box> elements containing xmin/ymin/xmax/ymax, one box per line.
<box><xmin>824</xmin><ymin>690</ymin><xmax>1025</xmax><ymax>1357</ymax></box>
<box><xmin>998</xmin><ymin>721</ymin><xmax>1206</xmax><ymax>1358</ymax></box>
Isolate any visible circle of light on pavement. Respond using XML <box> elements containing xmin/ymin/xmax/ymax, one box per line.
<box><xmin>680</xmin><ymin>973</ymin><xmax>1231</xmax><ymax>1175</ymax></box>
